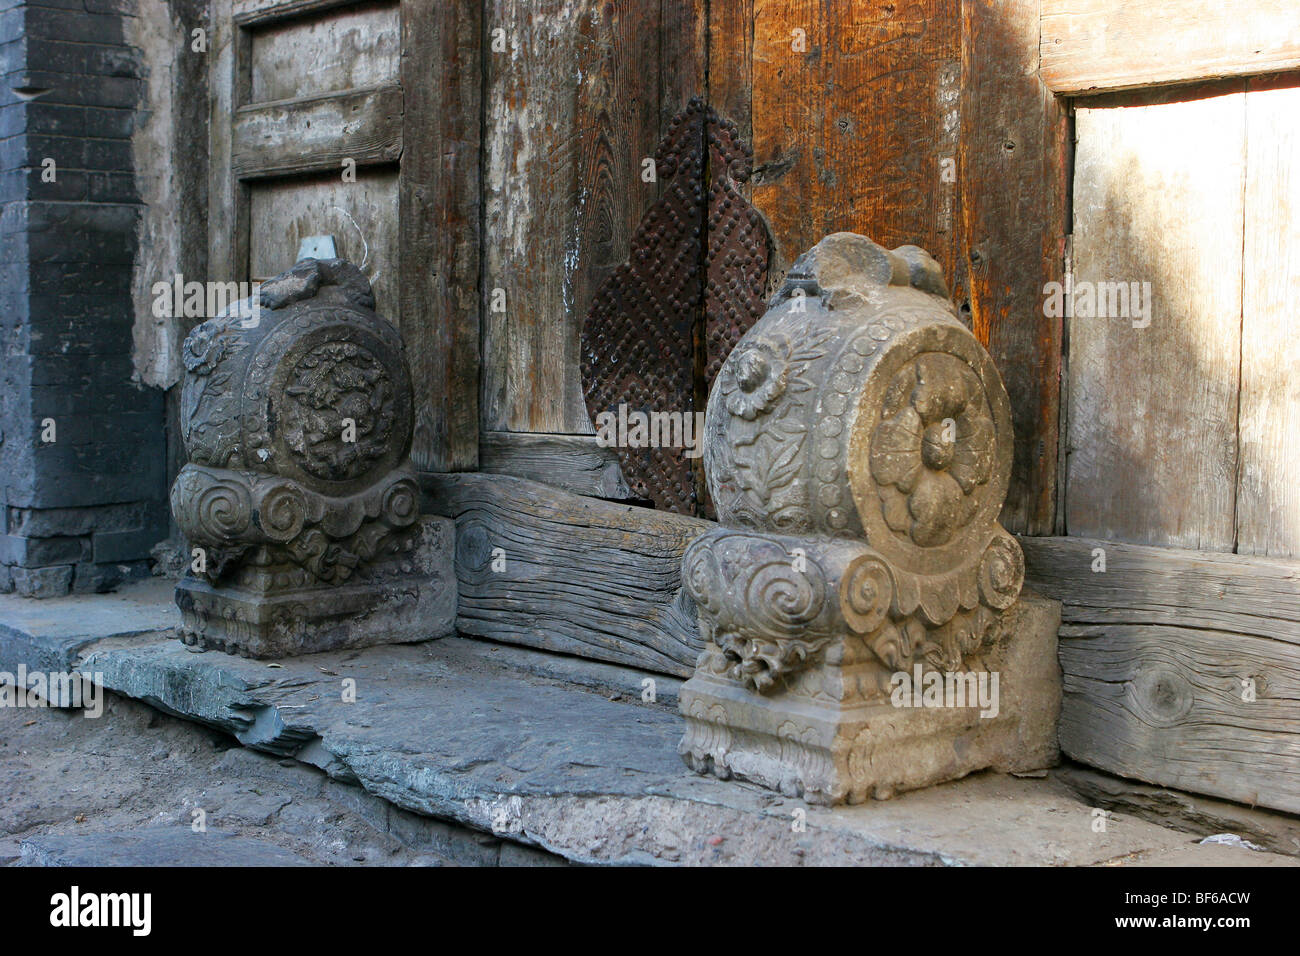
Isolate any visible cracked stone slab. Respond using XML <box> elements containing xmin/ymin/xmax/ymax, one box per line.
<box><xmin>2</xmin><ymin>580</ymin><xmax>1296</xmax><ymax>866</ymax></box>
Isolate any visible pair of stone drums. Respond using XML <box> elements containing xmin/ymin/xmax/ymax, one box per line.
<box><xmin>170</xmin><ymin>237</ymin><xmax>1058</xmax><ymax>807</ymax></box>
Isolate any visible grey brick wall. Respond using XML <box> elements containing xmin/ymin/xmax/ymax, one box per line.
<box><xmin>0</xmin><ymin>0</ymin><xmax>167</xmax><ymax>598</ymax></box>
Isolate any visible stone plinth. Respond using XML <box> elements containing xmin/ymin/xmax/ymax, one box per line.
<box><xmin>169</xmin><ymin>259</ymin><xmax>455</xmax><ymax>658</ymax></box>
<box><xmin>678</xmin><ymin>233</ymin><xmax>1061</xmax><ymax>804</ymax></box>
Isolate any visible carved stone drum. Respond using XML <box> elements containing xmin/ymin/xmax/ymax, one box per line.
<box><xmin>170</xmin><ymin>259</ymin><xmax>454</xmax><ymax>657</ymax></box>
<box><xmin>678</xmin><ymin>234</ymin><xmax>1061</xmax><ymax>804</ymax></box>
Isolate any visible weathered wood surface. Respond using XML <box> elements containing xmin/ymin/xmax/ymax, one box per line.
<box><xmin>208</xmin><ymin>0</ymin><xmax>240</xmax><ymax>283</ymax></box>
<box><xmin>706</xmin><ymin>1</ymin><xmax>1063</xmax><ymax>535</ymax></box>
<box><xmin>959</xmin><ymin>0</ymin><xmax>1068</xmax><ymax>536</ymax></box>
<box><xmin>1058</xmin><ymin>622</ymin><xmax>1300</xmax><ymax>815</ymax></box>
<box><xmin>232</xmin><ymin>0</ymin><xmax>359</xmax><ymax>24</ymax></box>
<box><xmin>1022</xmin><ymin>536</ymin><xmax>1300</xmax><ymax>641</ymax></box>
<box><xmin>248</xmin><ymin>167</ymin><xmax>400</xmax><ymax>310</ymax></box>
<box><xmin>400</xmin><ymin>0</ymin><xmax>481</xmax><ymax>472</ymax></box>
<box><xmin>1067</xmin><ymin>86</ymin><xmax>1246</xmax><ymax>551</ymax></box>
<box><xmin>1238</xmin><ymin>78</ymin><xmax>1300</xmax><ymax>558</ymax></box>
<box><xmin>1025</xmin><ymin>535</ymin><xmax>1300</xmax><ymax>814</ymax></box>
<box><xmin>742</xmin><ymin>0</ymin><xmax>960</xmax><ymax>282</ymax></box>
<box><xmin>481</xmin><ymin>0</ymin><xmax>700</xmax><ymax>435</ymax></box>
<box><xmin>247</xmin><ymin>0</ymin><xmax>400</xmax><ymax>102</ymax></box>
<box><xmin>421</xmin><ymin>473</ymin><xmax>709</xmax><ymax>676</ymax></box>
<box><xmin>232</xmin><ymin>85</ymin><xmax>403</xmax><ymax>179</ymax></box>
<box><xmin>1041</xmin><ymin>0</ymin><xmax>1300</xmax><ymax>95</ymax></box>
<box><xmin>479</xmin><ymin>431</ymin><xmax>630</xmax><ymax>500</ymax></box>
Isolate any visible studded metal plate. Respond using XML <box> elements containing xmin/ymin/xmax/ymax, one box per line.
<box><xmin>580</xmin><ymin>98</ymin><xmax>772</xmax><ymax>517</ymax></box>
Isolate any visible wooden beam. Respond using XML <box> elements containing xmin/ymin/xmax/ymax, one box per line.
<box><xmin>480</xmin><ymin>0</ymin><xmax>666</xmax><ymax>434</ymax></box>
<box><xmin>232</xmin><ymin>0</ymin><xmax>367</xmax><ymax>27</ymax></box>
<box><xmin>1024</xmin><ymin>534</ymin><xmax>1300</xmax><ymax>815</ymax></box>
<box><xmin>1041</xmin><ymin>0</ymin><xmax>1300</xmax><ymax>96</ymax></box>
<box><xmin>420</xmin><ymin>473</ymin><xmax>709</xmax><ymax>676</ymax></box>
<box><xmin>1022</xmin><ymin>535</ymin><xmax>1300</xmax><ymax>641</ymax></box>
<box><xmin>232</xmin><ymin>85</ymin><xmax>403</xmax><ymax>180</ymax></box>
<box><xmin>1058</xmin><ymin>621</ymin><xmax>1300</xmax><ymax>815</ymax></box>
<box><xmin>959</xmin><ymin>0</ymin><xmax>1068</xmax><ymax>536</ymax></box>
<box><xmin>479</xmin><ymin>432</ymin><xmax>631</xmax><ymax>500</ymax></box>
<box><xmin>400</xmin><ymin>0</ymin><xmax>481</xmax><ymax>472</ymax></box>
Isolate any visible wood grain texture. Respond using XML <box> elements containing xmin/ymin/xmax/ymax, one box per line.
<box><xmin>400</xmin><ymin>0</ymin><xmax>481</xmax><ymax>471</ymax></box>
<box><xmin>1237</xmin><ymin>78</ymin><xmax>1300</xmax><ymax>558</ymax></box>
<box><xmin>420</xmin><ymin>472</ymin><xmax>710</xmax><ymax>676</ymax></box>
<box><xmin>233</xmin><ymin>0</ymin><xmax>360</xmax><ymax>25</ymax></box>
<box><xmin>1058</xmin><ymin>621</ymin><xmax>1300</xmax><ymax>815</ymax></box>
<box><xmin>248</xmin><ymin>167</ymin><xmax>400</xmax><ymax>309</ymax></box>
<box><xmin>208</xmin><ymin>0</ymin><xmax>239</xmax><ymax>282</ymax></box>
<box><xmin>746</xmin><ymin>1</ymin><xmax>959</xmax><ymax>283</ymax></box>
<box><xmin>1025</xmin><ymin>534</ymin><xmax>1300</xmax><ymax>813</ymax></box>
<box><xmin>479</xmin><ymin>431</ymin><xmax>630</xmax><ymax>499</ymax></box>
<box><xmin>1067</xmin><ymin>86</ymin><xmax>1246</xmax><ymax>551</ymax></box>
<box><xmin>232</xmin><ymin>85</ymin><xmax>403</xmax><ymax>179</ymax></box>
<box><xmin>1041</xmin><ymin>0</ymin><xmax>1300</xmax><ymax>95</ymax></box>
<box><xmin>481</xmin><ymin>0</ymin><xmax>677</xmax><ymax>435</ymax></box>
<box><xmin>247</xmin><ymin>1</ymin><xmax>399</xmax><ymax>103</ymax></box>
<box><xmin>959</xmin><ymin>0</ymin><xmax>1068</xmax><ymax>536</ymax></box>
<box><xmin>1022</xmin><ymin>536</ymin><xmax>1300</xmax><ymax>642</ymax></box>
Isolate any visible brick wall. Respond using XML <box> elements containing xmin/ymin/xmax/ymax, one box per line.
<box><xmin>0</xmin><ymin>0</ymin><xmax>167</xmax><ymax>598</ymax></box>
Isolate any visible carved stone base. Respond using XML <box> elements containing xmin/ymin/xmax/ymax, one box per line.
<box><xmin>176</xmin><ymin>516</ymin><xmax>456</xmax><ymax>658</ymax></box>
<box><xmin>679</xmin><ymin>591</ymin><xmax>1062</xmax><ymax>805</ymax></box>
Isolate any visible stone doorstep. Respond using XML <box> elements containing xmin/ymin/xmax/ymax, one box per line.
<box><xmin>0</xmin><ymin>579</ymin><xmax>1296</xmax><ymax>867</ymax></box>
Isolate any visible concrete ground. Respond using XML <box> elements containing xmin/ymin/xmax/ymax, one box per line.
<box><xmin>1</xmin><ymin>579</ymin><xmax>1297</xmax><ymax>867</ymax></box>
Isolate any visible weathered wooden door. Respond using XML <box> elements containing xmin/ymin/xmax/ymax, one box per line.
<box><xmin>208</xmin><ymin>0</ymin><xmax>480</xmax><ymax>472</ymax></box>
<box><xmin>1027</xmin><ymin>1</ymin><xmax>1300</xmax><ymax>815</ymax></box>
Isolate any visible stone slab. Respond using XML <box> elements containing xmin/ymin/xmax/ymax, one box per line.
<box><xmin>20</xmin><ymin>827</ymin><xmax>311</xmax><ymax>867</ymax></box>
<box><xmin>1</xmin><ymin>580</ymin><xmax>1295</xmax><ymax>866</ymax></box>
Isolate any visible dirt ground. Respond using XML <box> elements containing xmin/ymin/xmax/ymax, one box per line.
<box><xmin>0</xmin><ymin>686</ymin><xmax>463</xmax><ymax>866</ymax></box>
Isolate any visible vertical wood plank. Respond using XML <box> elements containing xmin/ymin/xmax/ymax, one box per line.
<box><xmin>401</xmin><ymin>0</ymin><xmax>482</xmax><ymax>470</ymax></box>
<box><xmin>481</xmin><ymin>0</ymin><xmax>669</xmax><ymax>435</ymax></box>
<box><xmin>747</xmin><ymin>1</ymin><xmax>960</xmax><ymax>281</ymax></box>
<box><xmin>1237</xmin><ymin>77</ymin><xmax>1300</xmax><ymax>557</ymax></box>
<box><xmin>1067</xmin><ymin>85</ymin><xmax>1246</xmax><ymax>551</ymax></box>
<box><xmin>208</xmin><ymin>0</ymin><xmax>237</xmax><ymax>283</ymax></box>
<box><xmin>705</xmin><ymin>0</ymin><xmax>753</xmax><ymax>160</ymax></box>
<box><xmin>958</xmin><ymin>0</ymin><xmax>1068</xmax><ymax>535</ymax></box>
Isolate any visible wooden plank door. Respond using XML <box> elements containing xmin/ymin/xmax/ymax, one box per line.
<box><xmin>209</xmin><ymin>0</ymin><xmax>480</xmax><ymax>472</ymax></box>
<box><xmin>1033</xmin><ymin>59</ymin><xmax>1300</xmax><ymax>813</ymax></box>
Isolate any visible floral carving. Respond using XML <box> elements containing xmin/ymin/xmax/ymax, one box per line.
<box><xmin>720</xmin><ymin>338</ymin><xmax>789</xmax><ymax>420</ymax></box>
<box><xmin>282</xmin><ymin>341</ymin><xmax>396</xmax><ymax>482</ymax></box>
<box><xmin>869</xmin><ymin>353</ymin><xmax>995</xmax><ymax>547</ymax></box>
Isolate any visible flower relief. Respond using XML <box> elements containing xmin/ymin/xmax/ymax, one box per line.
<box><xmin>720</xmin><ymin>336</ymin><xmax>790</xmax><ymax>420</ymax></box>
<box><xmin>869</xmin><ymin>353</ymin><xmax>994</xmax><ymax>547</ymax></box>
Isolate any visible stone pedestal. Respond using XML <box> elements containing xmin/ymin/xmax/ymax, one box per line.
<box><xmin>169</xmin><ymin>259</ymin><xmax>455</xmax><ymax>658</ymax></box>
<box><xmin>678</xmin><ymin>233</ymin><xmax>1061</xmax><ymax>803</ymax></box>
<box><xmin>680</xmin><ymin>583</ymin><xmax>1060</xmax><ymax>804</ymax></box>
